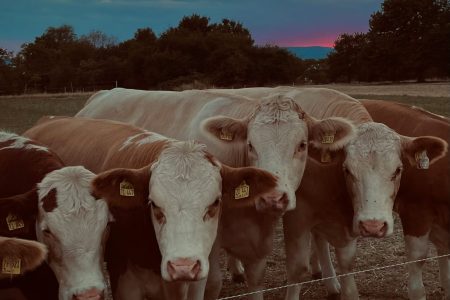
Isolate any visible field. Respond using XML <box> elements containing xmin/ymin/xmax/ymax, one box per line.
<box><xmin>0</xmin><ymin>83</ymin><xmax>448</xmax><ymax>299</ymax></box>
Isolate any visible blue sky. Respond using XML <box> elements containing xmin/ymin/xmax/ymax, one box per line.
<box><xmin>0</xmin><ymin>0</ymin><xmax>383</xmax><ymax>53</ymax></box>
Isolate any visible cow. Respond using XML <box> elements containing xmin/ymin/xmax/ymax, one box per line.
<box><xmin>360</xmin><ymin>100</ymin><xmax>449</xmax><ymax>300</ymax></box>
<box><xmin>0</xmin><ymin>131</ymin><xmax>114</xmax><ymax>300</ymax></box>
<box><xmin>24</xmin><ymin>116</ymin><xmax>282</xmax><ymax>300</ymax></box>
<box><xmin>0</xmin><ymin>237</ymin><xmax>47</xmax><ymax>280</ymax></box>
<box><xmin>75</xmin><ymin>88</ymin><xmax>357</xmax><ymax>299</ymax></box>
<box><xmin>206</xmin><ymin>87</ymin><xmax>448</xmax><ymax>300</ymax></box>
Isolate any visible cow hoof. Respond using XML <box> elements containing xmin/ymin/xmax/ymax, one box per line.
<box><xmin>326</xmin><ymin>293</ymin><xmax>340</xmax><ymax>300</ymax></box>
<box><xmin>312</xmin><ymin>272</ymin><xmax>322</xmax><ymax>280</ymax></box>
<box><xmin>232</xmin><ymin>273</ymin><xmax>246</xmax><ymax>284</ymax></box>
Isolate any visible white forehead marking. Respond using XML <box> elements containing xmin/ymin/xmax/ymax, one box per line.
<box><xmin>252</xmin><ymin>95</ymin><xmax>302</xmax><ymax>124</ymax></box>
<box><xmin>119</xmin><ymin>131</ymin><xmax>171</xmax><ymax>151</ymax></box>
<box><xmin>38</xmin><ymin>166</ymin><xmax>97</xmax><ymax>213</ymax></box>
<box><xmin>346</xmin><ymin>122</ymin><xmax>401</xmax><ymax>159</ymax></box>
<box><xmin>0</xmin><ymin>132</ymin><xmax>49</xmax><ymax>152</ymax></box>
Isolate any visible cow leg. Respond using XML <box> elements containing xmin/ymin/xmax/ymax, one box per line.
<box><xmin>405</xmin><ymin>233</ymin><xmax>429</xmax><ymax>300</ymax></box>
<box><xmin>242</xmin><ymin>258</ymin><xmax>268</xmax><ymax>300</ymax></box>
<box><xmin>187</xmin><ymin>279</ymin><xmax>207</xmax><ymax>300</ymax></box>
<box><xmin>228</xmin><ymin>255</ymin><xmax>246</xmax><ymax>283</ymax></box>
<box><xmin>335</xmin><ymin>239</ymin><xmax>358</xmax><ymax>300</ymax></box>
<box><xmin>313</xmin><ymin>234</ymin><xmax>341</xmax><ymax>298</ymax></box>
<box><xmin>204</xmin><ymin>240</ymin><xmax>223</xmax><ymax>300</ymax></box>
<box><xmin>283</xmin><ymin>230</ymin><xmax>311</xmax><ymax>300</ymax></box>
<box><xmin>310</xmin><ymin>235</ymin><xmax>322</xmax><ymax>279</ymax></box>
<box><xmin>436</xmin><ymin>248</ymin><xmax>450</xmax><ymax>300</ymax></box>
<box><xmin>162</xmin><ymin>281</ymin><xmax>189</xmax><ymax>300</ymax></box>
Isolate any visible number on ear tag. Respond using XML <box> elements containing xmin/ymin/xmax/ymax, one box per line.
<box><xmin>415</xmin><ymin>151</ymin><xmax>429</xmax><ymax>169</ymax></box>
<box><xmin>219</xmin><ymin>130</ymin><xmax>233</xmax><ymax>141</ymax></box>
<box><xmin>321</xmin><ymin>151</ymin><xmax>331</xmax><ymax>163</ymax></box>
<box><xmin>235</xmin><ymin>181</ymin><xmax>250</xmax><ymax>199</ymax></box>
<box><xmin>6</xmin><ymin>214</ymin><xmax>25</xmax><ymax>231</ymax></box>
<box><xmin>2</xmin><ymin>256</ymin><xmax>21</xmax><ymax>275</ymax></box>
<box><xmin>322</xmin><ymin>133</ymin><xmax>334</xmax><ymax>144</ymax></box>
<box><xmin>120</xmin><ymin>180</ymin><xmax>135</xmax><ymax>197</ymax></box>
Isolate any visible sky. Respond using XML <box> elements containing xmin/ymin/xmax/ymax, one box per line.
<box><xmin>0</xmin><ymin>0</ymin><xmax>384</xmax><ymax>53</ymax></box>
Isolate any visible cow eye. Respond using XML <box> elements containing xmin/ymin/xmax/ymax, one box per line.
<box><xmin>43</xmin><ymin>229</ymin><xmax>53</xmax><ymax>237</ymax></box>
<box><xmin>204</xmin><ymin>197</ymin><xmax>221</xmax><ymax>221</ymax></box>
<box><xmin>343</xmin><ymin>166</ymin><xmax>353</xmax><ymax>178</ymax></box>
<box><xmin>248</xmin><ymin>142</ymin><xmax>254</xmax><ymax>152</ymax></box>
<box><xmin>391</xmin><ymin>166</ymin><xmax>402</xmax><ymax>181</ymax></box>
<box><xmin>151</xmin><ymin>202</ymin><xmax>165</xmax><ymax>225</ymax></box>
<box><xmin>297</xmin><ymin>141</ymin><xmax>307</xmax><ymax>153</ymax></box>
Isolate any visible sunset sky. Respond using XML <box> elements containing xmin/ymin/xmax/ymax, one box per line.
<box><xmin>0</xmin><ymin>0</ymin><xmax>384</xmax><ymax>52</ymax></box>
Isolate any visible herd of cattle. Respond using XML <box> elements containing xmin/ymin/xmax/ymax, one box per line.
<box><xmin>0</xmin><ymin>86</ymin><xmax>448</xmax><ymax>300</ymax></box>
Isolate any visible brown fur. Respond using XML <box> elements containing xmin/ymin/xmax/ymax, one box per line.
<box><xmin>41</xmin><ymin>189</ymin><xmax>57</xmax><ymax>213</ymax></box>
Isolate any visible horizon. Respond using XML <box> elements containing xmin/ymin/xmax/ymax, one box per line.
<box><xmin>0</xmin><ymin>0</ymin><xmax>383</xmax><ymax>53</ymax></box>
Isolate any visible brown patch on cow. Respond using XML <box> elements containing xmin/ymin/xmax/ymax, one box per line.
<box><xmin>220</xmin><ymin>165</ymin><xmax>278</xmax><ymax>208</ymax></box>
<box><xmin>92</xmin><ymin>165</ymin><xmax>151</xmax><ymax>210</ymax></box>
<box><xmin>0</xmin><ymin>237</ymin><xmax>47</xmax><ymax>277</ymax></box>
<box><xmin>41</xmin><ymin>189</ymin><xmax>57</xmax><ymax>212</ymax></box>
<box><xmin>201</xmin><ymin>116</ymin><xmax>248</xmax><ymax>143</ymax></box>
<box><xmin>402</xmin><ymin>136</ymin><xmax>448</xmax><ymax>166</ymax></box>
<box><xmin>204</xmin><ymin>152</ymin><xmax>220</xmax><ymax>167</ymax></box>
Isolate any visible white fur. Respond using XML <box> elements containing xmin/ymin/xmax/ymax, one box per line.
<box><xmin>0</xmin><ymin>131</ymin><xmax>48</xmax><ymax>152</ymax></box>
<box><xmin>119</xmin><ymin>131</ymin><xmax>171</xmax><ymax>151</ymax></box>
<box><xmin>344</xmin><ymin>122</ymin><xmax>403</xmax><ymax>236</ymax></box>
<box><xmin>36</xmin><ymin>166</ymin><xmax>110</xmax><ymax>300</ymax></box>
<box><xmin>149</xmin><ymin>141</ymin><xmax>221</xmax><ymax>281</ymax></box>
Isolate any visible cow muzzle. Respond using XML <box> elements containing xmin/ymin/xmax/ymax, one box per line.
<box><xmin>359</xmin><ymin>220</ymin><xmax>388</xmax><ymax>237</ymax></box>
<box><xmin>257</xmin><ymin>191</ymin><xmax>288</xmax><ymax>213</ymax></box>
<box><xmin>167</xmin><ymin>258</ymin><xmax>201</xmax><ymax>281</ymax></box>
<box><xmin>72</xmin><ymin>288</ymin><xmax>104</xmax><ymax>300</ymax></box>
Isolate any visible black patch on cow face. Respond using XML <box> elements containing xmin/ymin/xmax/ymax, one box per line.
<box><xmin>42</xmin><ymin>189</ymin><xmax>57</xmax><ymax>212</ymax></box>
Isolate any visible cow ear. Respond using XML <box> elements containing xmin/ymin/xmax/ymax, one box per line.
<box><xmin>401</xmin><ymin>135</ymin><xmax>448</xmax><ymax>168</ymax></box>
<box><xmin>0</xmin><ymin>189</ymin><xmax>39</xmax><ymax>236</ymax></box>
<box><xmin>91</xmin><ymin>166</ymin><xmax>151</xmax><ymax>210</ymax></box>
<box><xmin>220</xmin><ymin>165</ymin><xmax>278</xmax><ymax>208</ymax></box>
<box><xmin>0</xmin><ymin>237</ymin><xmax>47</xmax><ymax>277</ymax></box>
<box><xmin>200</xmin><ymin>116</ymin><xmax>248</xmax><ymax>144</ymax></box>
<box><xmin>307</xmin><ymin>115</ymin><xmax>356</xmax><ymax>152</ymax></box>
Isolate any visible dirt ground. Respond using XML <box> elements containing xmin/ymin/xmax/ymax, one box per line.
<box><xmin>0</xmin><ymin>83</ymin><xmax>448</xmax><ymax>299</ymax></box>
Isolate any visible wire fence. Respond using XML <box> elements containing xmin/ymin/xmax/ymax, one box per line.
<box><xmin>218</xmin><ymin>253</ymin><xmax>450</xmax><ymax>299</ymax></box>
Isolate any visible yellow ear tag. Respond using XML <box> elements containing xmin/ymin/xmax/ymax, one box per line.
<box><xmin>2</xmin><ymin>256</ymin><xmax>21</xmax><ymax>275</ymax></box>
<box><xmin>6</xmin><ymin>213</ymin><xmax>25</xmax><ymax>231</ymax></box>
<box><xmin>321</xmin><ymin>151</ymin><xmax>331</xmax><ymax>163</ymax></box>
<box><xmin>322</xmin><ymin>133</ymin><xmax>335</xmax><ymax>144</ymax></box>
<box><xmin>219</xmin><ymin>130</ymin><xmax>233</xmax><ymax>141</ymax></box>
<box><xmin>234</xmin><ymin>181</ymin><xmax>250</xmax><ymax>199</ymax></box>
<box><xmin>415</xmin><ymin>151</ymin><xmax>429</xmax><ymax>170</ymax></box>
<box><xmin>119</xmin><ymin>180</ymin><xmax>135</xmax><ymax>197</ymax></box>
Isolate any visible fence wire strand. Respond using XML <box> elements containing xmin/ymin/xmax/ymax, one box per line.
<box><xmin>218</xmin><ymin>253</ymin><xmax>450</xmax><ymax>299</ymax></box>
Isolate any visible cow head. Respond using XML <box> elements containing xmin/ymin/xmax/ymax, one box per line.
<box><xmin>0</xmin><ymin>237</ymin><xmax>47</xmax><ymax>280</ymax></box>
<box><xmin>343</xmin><ymin>122</ymin><xmax>448</xmax><ymax>237</ymax></box>
<box><xmin>36</xmin><ymin>166</ymin><xmax>111</xmax><ymax>300</ymax></box>
<box><xmin>201</xmin><ymin>95</ymin><xmax>355</xmax><ymax>212</ymax></box>
<box><xmin>92</xmin><ymin>141</ymin><xmax>278</xmax><ymax>282</ymax></box>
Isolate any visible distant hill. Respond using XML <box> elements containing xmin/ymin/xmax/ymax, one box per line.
<box><xmin>285</xmin><ymin>46</ymin><xmax>333</xmax><ymax>60</ymax></box>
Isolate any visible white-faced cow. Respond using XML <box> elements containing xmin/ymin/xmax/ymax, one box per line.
<box><xmin>24</xmin><ymin>116</ymin><xmax>281</xmax><ymax>300</ymax></box>
<box><xmin>360</xmin><ymin>100</ymin><xmax>449</xmax><ymax>300</ymax></box>
<box><xmin>207</xmin><ymin>87</ymin><xmax>448</xmax><ymax>300</ymax></box>
<box><xmin>0</xmin><ymin>132</ymin><xmax>113</xmax><ymax>300</ymax></box>
<box><xmin>75</xmin><ymin>88</ymin><xmax>356</xmax><ymax>299</ymax></box>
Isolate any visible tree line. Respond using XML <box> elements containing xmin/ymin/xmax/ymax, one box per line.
<box><xmin>0</xmin><ymin>0</ymin><xmax>448</xmax><ymax>94</ymax></box>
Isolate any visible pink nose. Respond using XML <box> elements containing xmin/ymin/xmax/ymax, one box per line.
<box><xmin>167</xmin><ymin>258</ymin><xmax>201</xmax><ymax>281</ymax></box>
<box><xmin>73</xmin><ymin>288</ymin><xmax>104</xmax><ymax>300</ymax></box>
<box><xmin>261</xmin><ymin>191</ymin><xmax>288</xmax><ymax>211</ymax></box>
<box><xmin>359</xmin><ymin>220</ymin><xmax>387</xmax><ymax>237</ymax></box>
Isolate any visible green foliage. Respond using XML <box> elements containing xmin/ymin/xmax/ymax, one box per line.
<box><xmin>0</xmin><ymin>15</ymin><xmax>305</xmax><ymax>94</ymax></box>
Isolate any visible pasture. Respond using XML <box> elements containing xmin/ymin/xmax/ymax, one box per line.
<box><xmin>0</xmin><ymin>83</ymin><xmax>448</xmax><ymax>299</ymax></box>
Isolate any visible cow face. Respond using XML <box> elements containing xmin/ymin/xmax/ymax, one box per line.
<box><xmin>36</xmin><ymin>166</ymin><xmax>110</xmax><ymax>300</ymax></box>
<box><xmin>92</xmin><ymin>141</ymin><xmax>278</xmax><ymax>283</ymax></box>
<box><xmin>343</xmin><ymin>122</ymin><xmax>447</xmax><ymax>237</ymax></box>
<box><xmin>201</xmin><ymin>96</ymin><xmax>355</xmax><ymax>212</ymax></box>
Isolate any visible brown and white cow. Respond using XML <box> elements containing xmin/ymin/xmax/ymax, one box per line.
<box><xmin>0</xmin><ymin>132</ymin><xmax>113</xmax><ymax>300</ymax></box>
<box><xmin>0</xmin><ymin>237</ymin><xmax>47</xmax><ymax>280</ymax></box>
<box><xmin>75</xmin><ymin>88</ymin><xmax>356</xmax><ymax>299</ymax></box>
<box><xmin>360</xmin><ymin>100</ymin><xmax>449</xmax><ymax>300</ymax></box>
<box><xmin>208</xmin><ymin>87</ymin><xmax>448</xmax><ymax>299</ymax></box>
<box><xmin>24</xmin><ymin>116</ymin><xmax>282</xmax><ymax>300</ymax></box>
